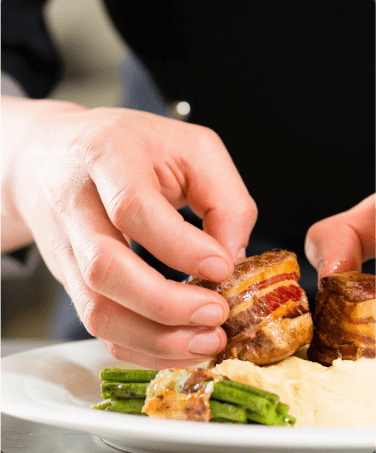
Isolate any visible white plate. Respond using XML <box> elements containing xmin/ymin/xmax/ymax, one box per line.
<box><xmin>2</xmin><ymin>339</ymin><xmax>374</xmax><ymax>453</ymax></box>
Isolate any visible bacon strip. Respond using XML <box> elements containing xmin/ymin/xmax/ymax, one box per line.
<box><xmin>257</xmin><ymin>283</ymin><xmax>303</xmax><ymax>312</ymax></box>
<box><xmin>186</xmin><ymin>249</ymin><xmax>313</xmax><ymax>366</ymax></box>
<box><xmin>238</xmin><ymin>271</ymin><xmax>299</xmax><ymax>299</ymax></box>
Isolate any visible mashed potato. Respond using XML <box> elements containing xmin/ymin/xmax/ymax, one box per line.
<box><xmin>213</xmin><ymin>355</ymin><xmax>375</xmax><ymax>427</ymax></box>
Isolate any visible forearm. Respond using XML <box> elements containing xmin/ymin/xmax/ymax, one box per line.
<box><xmin>2</xmin><ymin>96</ymin><xmax>35</xmax><ymax>251</ymax></box>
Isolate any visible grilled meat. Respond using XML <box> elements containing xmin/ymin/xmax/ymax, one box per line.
<box><xmin>186</xmin><ymin>249</ymin><xmax>313</xmax><ymax>366</ymax></box>
<box><xmin>308</xmin><ymin>271</ymin><xmax>376</xmax><ymax>366</ymax></box>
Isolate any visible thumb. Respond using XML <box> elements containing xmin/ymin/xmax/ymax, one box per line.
<box><xmin>305</xmin><ymin>194</ymin><xmax>375</xmax><ymax>283</ymax></box>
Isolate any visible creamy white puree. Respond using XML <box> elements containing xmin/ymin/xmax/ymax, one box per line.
<box><xmin>213</xmin><ymin>356</ymin><xmax>375</xmax><ymax>427</ymax></box>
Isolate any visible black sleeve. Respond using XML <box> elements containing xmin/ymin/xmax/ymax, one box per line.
<box><xmin>102</xmin><ymin>0</ymin><xmax>191</xmax><ymax>102</ymax></box>
<box><xmin>1</xmin><ymin>0</ymin><xmax>63</xmax><ymax>98</ymax></box>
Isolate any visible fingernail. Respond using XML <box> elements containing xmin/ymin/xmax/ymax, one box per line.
<box><xmin>188</xmin><ymin>328</ymin><xmax>222</xmax><ymax>355</ymax></box>
<box><xmin>190</xmin><ymin>304</ymin><xmax>226</xmax><ymax>326</ymax></box>
<box><xmin>198</xmin><ymin>256</ymin><xmax>230</xmax><ymax>281</ymax></box>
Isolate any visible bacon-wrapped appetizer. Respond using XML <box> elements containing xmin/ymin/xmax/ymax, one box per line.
<box><xmin>186</xmin><ymin>249</ymin><xmax>313</xmax><ymax>366</ymax></box>
<box><xmin>308</xmin><ymin>271</ymin><xmax>376</xmax><ymax>366</ymax></box>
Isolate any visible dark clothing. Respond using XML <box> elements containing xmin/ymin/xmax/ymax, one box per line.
<box><xmin>2</xmin><ymin>0</ymin><xmax>375</xmax><ymax>301</ymax></box>
<box><xmin>1</xmin><ymin>0</ymin><xmax>63</xmax><ymax>98</ymax></box>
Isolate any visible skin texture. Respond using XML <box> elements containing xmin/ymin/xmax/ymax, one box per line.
<box><xmin>305</xmin><ymin>194</ymin><xmax>375</xmax><ymax>284</ymax></box>
<box><xmin>1</xmin><ymin>97</ymin><xmax>257</xmax><ymax>368</ymax></box>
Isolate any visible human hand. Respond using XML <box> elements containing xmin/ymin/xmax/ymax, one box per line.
<box><xmin>305</xmin><ymin>194</ymin><xmax>375</xmax><ymax>283</ymax></box>
<box><xmin>2</xmin><ymin>97</ymin><xmax>257</xmax><ymax>368</ymax></box>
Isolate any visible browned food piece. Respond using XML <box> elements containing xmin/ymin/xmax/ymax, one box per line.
<box><xmin>307</xmin><ymin>271</ymin><xmax>376</xmax><ymax>366</ymax></box>
<box><xmin>142</xmin><ymin>368</ymin><xmax>223</xmax><ymax>421</ymax></box>
<box><xmin>186</xmin><ymin>249</ymin><xmax>313</xmax><ymax>366</ymax></box>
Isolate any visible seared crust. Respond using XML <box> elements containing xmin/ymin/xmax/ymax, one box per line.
<box><xmin>186</xmin><ymin>249</ymin><xmax>313</xmax><ymax>366</ymax></box>
<box><xmin>216</xmin><ymin>312</ymin><xmax>313</xmax><ymax>365</ymax></box>
<box><xmin>308</xmin><ymin>271</ymin><xmax>376</xmax><ymax>366</ymax></box>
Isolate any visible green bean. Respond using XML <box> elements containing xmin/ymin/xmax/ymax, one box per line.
<box><xmin>247</xmin><ymin>406</ymin><xmax>295</xmax><ymax>426</ymax></box>
<box><xmin>275</xmin><ymin>403</ymin><xmax>295</xmax><ymax>425</ymax></box>
<box><xmin>101</xmin><ymin>382</ymin><xmax>148</xmax><ymax>399</ymax></box>
<box><xmin>211</xmin><ymin>382</ymin><xmax>275</xmax><ymax>416</ymax></box>
<box><xmin>209</xmin><ymin>400</ymin><xmax>248</xmax><ymax>423</ymax></box>
<box><xmin>93</xmin><ymin>397</ymin><xmax>146</xmax><ymax>414</ymax></box>
<box><xmin>100</xmin><ymin>368</ymin><xmax>158</xmax><ymax>383</ymax></box>
<box><xmin>91</xmin><ymin>400</ymin><xmax>112</xmax><ymax>411</ymax></box>
<box><xmin>246</xmin><ymin>409</ymin><xmax>285</xmax><ymax>425</ymax></box>
<box><xmin>219</xmin><ymin>378</ymin><xmax>280</xmax><ymax>405</ymax></box>
<box><xmin>276</xmin><ymin>402</ymin><xmax>288</xmax><ymax>418</ymax></box>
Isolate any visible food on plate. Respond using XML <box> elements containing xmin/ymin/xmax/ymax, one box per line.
<box><xmin>307</xmin><ymin>271</ymin><xmax>376</xmax><ymax>366</ymax></box>
<box><xmin>185</xmin><ymin>249</ymin><xmax>313</xmax><ymax>366</ymax></box>
<box><xmin>91</xmin><ymin>260</ymin><xmax>375</xmax><ymax>428</ymax></box>
<box><xmin>213</xmin><ymin>354</ymin><xmax>376</xmax><ymax>427</ymax></box>
<box><xmin>91</xmin><ymin>367</ymin><xmax>295</xmax><ymax>426</ymax></box>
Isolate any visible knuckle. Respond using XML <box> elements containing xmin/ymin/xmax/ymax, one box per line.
<box><xmin>81</xmin><ymin>298</ymin><xmax>109</xmax><ymax>339</ymax></box>
<box><xmin>49</xmin><ymin>237</ymin><xmax>74</xmax><ymax>262</ymax></box>
<box><xmin>223</xmin><ymin>193</ymin><xmax>258</xmax><ymax>227</ymax></box>
<box><xmin>106</xmin><ymin>342</ymin><xmax>124</xmax><ymax>361</ymax></box>
<box><xmin>78</xmin><ymin>113</ymin><xmax>134</xmax><ymax>171</ymax></box>
<box><xmin>77</xmin><ymin>125</ymin><xmax>119</xmax><ymax>171</ymax></box>
<box><xmin>46</xmin><ymin>174</ymin><xmax>76</xmax><ymax>219</ymax></box>
<box><xmin>46</xmin><ymin>157</ymin><xmax>89</xmax><ymax>219</ymax></box>
<box><xmin>152</xmin><ymin>300</ymin><xmax>178</xmax><ymax>326</ymax></box>
<box><xmin>151</xmin><ymin>329</ymin><xmax>180</xmax><ymax>358</ymax></box>
<box><xmin>81</xmin><ymin>246</ymin><xmax>110</xmax><ymax>292</ymax></box>
<box><xmin>194</xmin><ymin>125</ymin><xmax>223</xmax><ymax>151</ymax></box>
<box><xmin>49</xmin><ymin>191</ymin><xmax>69</xmax><ymax>218</ymax></box>
<box><xmin>80</xmin><ymin>137</ymin><xmax>104</xmax><ymax>171</ymax></box>
<box><xmin>238</xmin><ymin>194</ymin><xmax>258</xmax><ymax>220</ymax></box>
<box><xmin>107</xmin><ymin>185</ymin><xmax>143</xmax><ymax>231</ymax></box>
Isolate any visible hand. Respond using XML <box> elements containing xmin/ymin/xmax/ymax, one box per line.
<box><xmin>305</xmin><ymin>194</ymin><xmax>375</xmax><ymax>282</ymax></box>
<box><xmin>2</xmin><ymin>97</ymin><xmax>257</xmax><ymax>368</ymax></box>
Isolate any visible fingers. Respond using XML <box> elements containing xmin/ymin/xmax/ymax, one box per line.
<box><xmin>180</xmin><ymin>127</ymin><xmax>258</xmax><ymax>260</ymax></box>
<box><xmin>101</xmin><ymin>184</ymin><xmax>233</xmax><ymax>282</ymax></box>
<box><xmin>100</xmin><ymin>339</ymin><xmax>212</xmax><ymax>369</ymax></box>
<box><xmin>54</xmin><ymin>239</ymin><xmax>227</xmax><ymax>364</ymax></box>
<box><xmin>305</xmin><ymin>194</ymin><xmax>375</xmax><ymax>282</ymax></box>
<box><xmin>83</xmin><ymin>128</ymin><xmax>232</xmax><ymax>282</ymax></box>
<box><xmin>52</xmin><ymin>189</ymin><xmax>229</xmax><ymax>367</ymax></box>
<box><xmin>86</xmin><ymin>300</ymin><xmax>227</xmax><ymax>360</ymax></box>
<box><xmin>60</xmin><ymin>181</ymin><xmax>230</xmax><ymax>327</ymax></box>
<box><xmin>83</xmin><ymin>112</ymin><xmax>256</xmax><ymax>278</ymax></box>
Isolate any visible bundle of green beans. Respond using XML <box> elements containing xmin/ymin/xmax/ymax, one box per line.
<box><xmin>91</xmin><ymin>368</ymin><xmax>295</xmax><ymax>426</ymax></box>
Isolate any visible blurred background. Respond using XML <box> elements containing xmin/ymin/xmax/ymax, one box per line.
<box><xmin>46</xmin><ymin>0</ymin><xmax>125</xmax><ymax>108</ymax></box>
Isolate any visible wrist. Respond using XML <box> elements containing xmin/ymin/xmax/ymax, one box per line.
<box><xmin>1</xmin><ymin>97</ymin><xmax>86</xmax><ymax>251</ymax></box>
